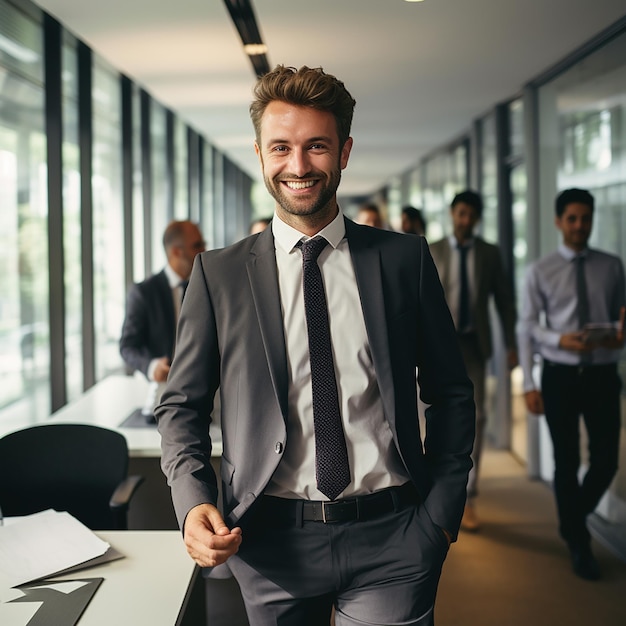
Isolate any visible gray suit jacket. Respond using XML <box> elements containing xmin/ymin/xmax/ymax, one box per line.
<box><xmin>429</xmin><ymin>237</ymin><xmax>517</xmax><ymax>360</ymax></box>
<box><xmin>156</xmin><ymin>219</ymin><xmax>474</xmax><ymax>539</ymax></box>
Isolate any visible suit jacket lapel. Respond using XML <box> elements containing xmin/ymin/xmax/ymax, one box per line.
<box><xmin>246</xmin><ymin>228</ymin><xmax>289</xmax><ymax>420</ymax></box>
<box><xmin>345</xmin><ymin>219</ymin><xmax>396</xmax><ymax>422</ymax></box>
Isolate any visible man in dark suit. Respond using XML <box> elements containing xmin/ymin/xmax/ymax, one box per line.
<box><xmin>119</xmin><ymin>220</ymin><xmax>205</xmax><ymax>383</ymax></box>
<box><xmin>429</xmin><ymin>191</ymin><xmax>517</xmax><ymax>532</ymax></box>
<box><xmin>156</xmin><ymin>65</ymin><xmax>474</xmax><ymax>626</ymax></box>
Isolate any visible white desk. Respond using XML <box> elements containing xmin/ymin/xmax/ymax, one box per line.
<box><xmin>1</xmin><ymin>531</ymin><xmax>203</xmax><ymax>626</ymax></box>
<box><xmin>0</xmin><ymin>374</ymin><xmax>222</xmax><ymax>458</ymax></box>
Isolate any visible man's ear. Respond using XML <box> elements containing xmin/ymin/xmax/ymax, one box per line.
<box><xmin>340</xmin><ymin>137</ymin><xmax>353</xmax><ymax>170</ymax></box>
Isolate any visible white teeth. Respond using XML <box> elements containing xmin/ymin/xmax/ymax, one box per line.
<box><xmin>285</xmin><ymin>180</ymin><xmax>315</xmax><ymax>189</ymax></box>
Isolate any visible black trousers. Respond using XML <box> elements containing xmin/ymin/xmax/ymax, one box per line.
<box><xmin>541</xmin><ymin>360</ymin><xmax>621</xmax><ymax>548</ymax></box>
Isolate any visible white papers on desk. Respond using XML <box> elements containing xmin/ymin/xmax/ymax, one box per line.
<box><xmin>0</xmin><ymin>510</ymin><xmax>111</xmax><ymax>588</ymax></box>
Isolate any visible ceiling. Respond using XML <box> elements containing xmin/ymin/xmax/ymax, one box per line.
<box><xmin>33</xmin><ymin>0</ymin><xmax>626</xmax><ymax>198</ymax></box>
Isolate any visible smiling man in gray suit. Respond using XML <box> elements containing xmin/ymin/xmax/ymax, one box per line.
<box><xmin>156</xmin><ymin>65</ymin><xmax>474</xmax><ymax>626</ymax></box>
<box><xmin>429</xmin><ymin>191</ymin><xmax>517</xmax><ymax>532</ymax></box>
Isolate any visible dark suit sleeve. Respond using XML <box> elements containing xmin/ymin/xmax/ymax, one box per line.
<box><xmin>119</xmin><ymin>283</ymin><xmax>155</xmax><ymax>377</ymax></box>
<box><xmin>416</xmin><ymin>240</ymin><xmax>475</xmax><ymax>538</ymax></box>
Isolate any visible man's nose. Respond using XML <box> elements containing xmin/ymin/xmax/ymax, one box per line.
<box><xmin>288</xmin><ymin>148</ymin><xmax>311</xmax><ymax>177</ymax></box>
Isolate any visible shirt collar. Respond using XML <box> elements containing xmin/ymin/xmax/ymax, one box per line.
<box><xmin>558</xmin><ymin>243</ymin><xmax>588</xmax><ymax>261</ymax></box>
<box><xmin>449</xmin><ymin>235</ymin><xmax>474</xmax><ymax>249</ymax></box>
<box><xmin>164</xmin><ymin>263</ymin><xmax>185</xmax><ymax>288</ymax></box>
<box><xmin>272</xmin><ymin>209</ymin><xmax>346</xmax><ymax>255</ymax></box>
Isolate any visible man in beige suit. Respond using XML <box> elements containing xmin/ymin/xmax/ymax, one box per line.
<box><xmin>430</xmin><ymin>190</ymin><xmax>517</xmax><ymax>531</ymax></box>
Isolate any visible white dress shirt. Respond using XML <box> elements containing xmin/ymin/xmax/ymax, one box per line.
<box><xmin>265</xmin><ymin>210</ymin><xmax>410</xmax><ymax>500</ymax></box>
<box><xmin>518</xmin><ymin>244</ymin><xmax>625</xmax><ymax>392</ymax></box>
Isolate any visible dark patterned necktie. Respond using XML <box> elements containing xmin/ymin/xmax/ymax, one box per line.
<box><xmin>298</xmin><ymin>237</ymin><xmax>350</xmax><ymax>500</ymax></box>
<box><xmin>575</xmin><ymin>255</ymin><xmax>589</xmax><ymax>328</ymax></box>
<box><xmin>458</xmin><ymin>243</ymin><xmax>471</xmax><ymax>331</ymax></box>
<box><xmin>180</xmin><ymin>280</ymin><xmax>189</xmax><ymax>302</ymax></box>
<box><xmin>576</xmin><ymin>255</ymin><xmax>591</xmax><ymax>364</ymax></box>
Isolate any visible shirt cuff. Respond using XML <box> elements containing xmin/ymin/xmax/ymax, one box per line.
<box><xmin>147</xmin><ymin>359</ymin><xmax>159</xmax><ymax>381</ymax></box>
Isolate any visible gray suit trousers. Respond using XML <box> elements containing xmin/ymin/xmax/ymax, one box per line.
<box><xmin>227</xmin><ymin>499</ymin><xmax>449</xmax><ymax>626</ymax></box>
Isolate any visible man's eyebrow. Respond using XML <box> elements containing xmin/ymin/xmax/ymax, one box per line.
<box><xmin>265</xmin><ymin>135</ymin><xmax>333</xmax><ymax>146</ymax></box>
<box><xmin>306</xmin><ymin>136</ymin><xmax>333</xmax><ymax>143</ymax></box>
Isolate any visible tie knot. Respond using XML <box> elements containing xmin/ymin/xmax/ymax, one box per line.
<box><xmin>299</xmin><ymin>237</ymin><xmax>329</xmax><ymax>263</ymax></box>
<box><xmin>180</xmin><ymin>280</ymin><xmax>189</xmax><ymax>298</ymax></box>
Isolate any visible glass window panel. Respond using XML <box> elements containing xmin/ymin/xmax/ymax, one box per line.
<box><xmin>151</xmin><ymin>101</ymin><xmax>168</xmax><ymax>271</ymax></box>
<box><xmin>0</xmin><ymin>3</ymin><xmax>48</xmax><ymax>424</ymax></box>
<box><xmin>0</xmin><ymin>1</ymin><xmax>43</xmax><ymax>84</ymax></box>
<box><xmin>62</xmin><ymin>34</ymin><xmax>82</xmax><ymax>402</ymax></box>
<box><xmin>173</xmin><ymin>117</ymin><xmax>188</xmax><ymax>219</ymax></box>
<box><xmin>92</xmin><ymin>56</ymin><xmax>124</xmax><ymax>380</ymax></box>
<box><xmin>201</xmin><ymin>141</ymin><xmax>216</xmax><ymax>249</ymax></box>
<box><xmin>480</xmin><ymin>113</ymin><xmax>498</xmax><ymax>241</ymax></box>
<box><xmin>132</xmin><ymin>83</ymin><xmax>145</xmax><ymax>281</ymax></box>
<box><xmin>422</xmin><ymin>154</ymin><xmax>447</xmax><ymax>242</ymax></box>
<box><xmin>511</xmin><ymin>162</ymin><xmax>528</xmax><ymax>305</ymax></box>
<box><xmin>509</xmin><ymin>98</ymin><xmax>525</xmax><ymax>158</ymax></box>
<box><xmin>421</xmin><ymin>144</ymin><xmax>467</xmax><ymax>241</ymax></box>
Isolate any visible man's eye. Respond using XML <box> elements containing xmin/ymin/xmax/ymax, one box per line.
<box><xmin>309</xmin><ymin>144</ymin><xmax>325</xmax><ymax>150</ymax></box>
<box><xmin>272</xmin><ymin>146</ymin><xmax>288</xmax><ymax>152</ymax></box>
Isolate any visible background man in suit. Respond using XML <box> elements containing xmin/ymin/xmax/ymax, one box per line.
<box><xmin>119</xmin><ymin>220</ymin><xmax>205</xmax><ymax>383</ymax></box>
<box><xmin>429</xmin><ymin>190</ymin><xmax>517</xmax><ymax>532</ymax></box>
<box><xmin>518</xmin><ymin>188</ymin><xmax>625</xmax><ymax>580</ymax></box>
<box><xmin>156</xmin><ymin>65</ymin><xmax>474</xmax><ymax>626</ymax></box>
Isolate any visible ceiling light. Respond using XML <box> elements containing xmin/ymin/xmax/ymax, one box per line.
<box><xmin>243</xmin><ymin>43</ymin><xmax>268</xmax><ymax>56</ymax></box>
<box><xmin>223</xmin><ymin>0</ymin><xmax>270</xmax><ymax>77</ymax></box>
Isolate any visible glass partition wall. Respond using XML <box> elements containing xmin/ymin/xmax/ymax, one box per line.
<box><xmin>0</xmin><ymin>0</ymin><xmax>254</xmax><ymax>426</ymax></box>
<box><xmin>0</xmin><ymin>2</ymin><xmax>48</xmax><ymax>423</ymax></box>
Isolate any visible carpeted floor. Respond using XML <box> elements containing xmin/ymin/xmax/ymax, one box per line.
<box><xmin>435</xmin><ymin>449</ymin><xmax>626</xmax><ymax>626</ymax></box>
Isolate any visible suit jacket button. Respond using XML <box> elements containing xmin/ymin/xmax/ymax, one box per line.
<box><xmin>275</xmin><ymin>442</ymin><xmax>283</xmax><ymax>454</ymax></box>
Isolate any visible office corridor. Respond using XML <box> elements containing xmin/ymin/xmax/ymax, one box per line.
<box><xmin>435</xmin><ymin>449</ymin><xmax>626</xmax><ymax>626</ymax></box>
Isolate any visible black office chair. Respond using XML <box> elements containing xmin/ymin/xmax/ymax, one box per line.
<box><xmin>0</xmin><ymin>423</ymin><xmax>144</xmax><ymax>530</ymax></box>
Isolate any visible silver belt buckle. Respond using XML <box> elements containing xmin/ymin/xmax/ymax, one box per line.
<box><xmin>321</xmin><ymin>501</ymin><xmax>330</xmax><ymax>523</ymax></box>
<box><xmin>320</xmin><ymin>498</ymin><xmax>359</xmax><ymax>523</ymax></box>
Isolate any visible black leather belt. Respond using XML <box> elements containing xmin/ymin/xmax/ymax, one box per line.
<box><xmin>544</xmin><ymin>359</ymin><xmax>616</xmax><ymax>371</ymax></box>
<box><xmin>260</xmin><ymin>482</ymin><xmax>419</xmax><ymax>524</ymax></box>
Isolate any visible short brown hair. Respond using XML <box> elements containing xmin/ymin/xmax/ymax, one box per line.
<box><xmin>249</xmin><ymin>65</ymin><xmax>356</xmax><ymax>148</ymax></box>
